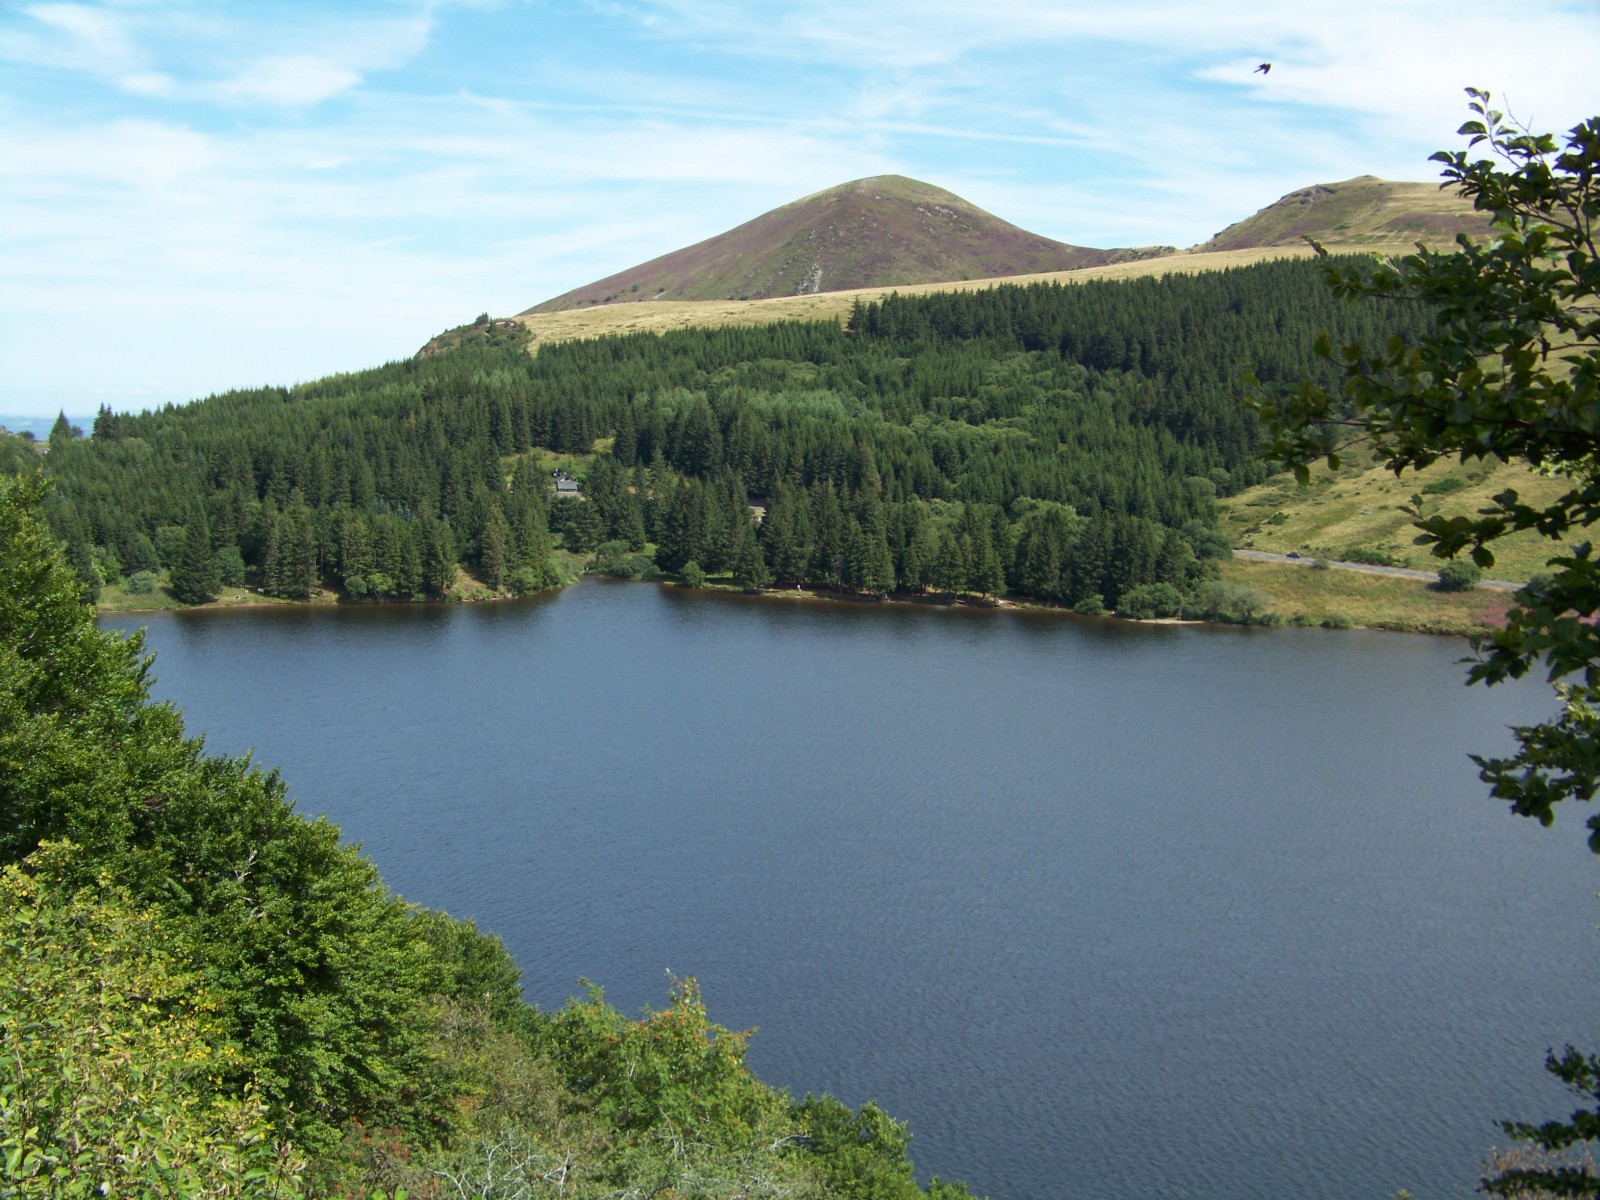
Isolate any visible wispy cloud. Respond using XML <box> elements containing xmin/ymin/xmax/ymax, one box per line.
<box><xmin>1</xmin><ymin>0</ymin><xmax>1596</xmax><ymax>416</ymax></box>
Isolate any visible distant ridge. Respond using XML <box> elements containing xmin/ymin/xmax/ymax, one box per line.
<box><xmin>525</xmin><ymin>175</ymin><xmax>1170</xmax><ymax>313</ymax></box>
<box><xmin>1193</xmin><ymin>175</ymin><xmax>1490</xmax><ymax>252</ymax></box>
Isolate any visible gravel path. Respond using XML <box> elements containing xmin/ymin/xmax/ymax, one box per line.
<box><xmin>1232</xmin><ymin>548</ymin><xmax>1520</xmax><ymax>591</ymax></box>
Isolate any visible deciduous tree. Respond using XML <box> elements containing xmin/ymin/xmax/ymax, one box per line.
<box><xmin>1256</xmin><ymin>92</ymin><xmax>1600</xmax><ymax>1198</ymax></box>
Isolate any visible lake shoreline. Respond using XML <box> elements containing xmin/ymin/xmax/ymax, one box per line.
<box><xmin>97</xmin><ymin>565</ymin><xmax>1491</xmax><ymax>638</ymax></box>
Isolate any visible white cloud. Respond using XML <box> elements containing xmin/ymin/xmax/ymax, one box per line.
<box><xmin>610</xmin><ymin>0</ymin><xmax>1599</xmax><ymax>134</ymax></box>
<box><xmin>216</xmin><ymin>55</ymin><xmax>364</xmax><ymax>106</ymax></box>
<box><xmin>1</xmin><ymin>3</ymin><xmax>438</xmax><ymax>108</ymax></box>
<box><xmin>20</xmin><ymin>2</ymin><xmax>142</xmax><ymax>71</ymax></box>
<box><xmin>2</xmin><ymin>0</ymin><xmax>1597</xmax><ymax>416</ymax></box>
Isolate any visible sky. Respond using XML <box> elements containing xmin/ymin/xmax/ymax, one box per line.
<box><xmin>2</xmin><ymin>1</ymin><xmax>1597</xmax><ymax>420</ymax></box>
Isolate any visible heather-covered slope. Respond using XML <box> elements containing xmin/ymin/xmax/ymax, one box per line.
<box><xmin>527</xmin><ymin>175</ymin><xmax>1166</xmax><ymax>312</ymax></box>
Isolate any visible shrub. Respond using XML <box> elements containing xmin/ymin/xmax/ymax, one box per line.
<box><xmin>1187</xmin><ymin>580</ymin><xmax>1274</xmax><ymax>624</ymax></box>
<box><xmin>1118</xmin><ymin>582</ymin><xmax>1184</xmax><ymax>620</ymax></box>
<box><xmin>592</xmin><ymin>540</ymin><xmax>657</xmax><ymax>580</ymax></box>
<box><xmin>1071</xmin><ymin>593</ymin><xmax>1107</xmax><ymax>616</ymax></box>
<box><xmin>679</xmin><ymin>561</ymin><xmax>706</xmax><ymax>588</ymax></box>
<box><xmin>1436</xmin><ymin>560</ymin><xmax>1483</xmax><ymax>592</ymax></box>
<box><xmin>509</xmin><ymin>565</ymin><xmax>549</xmax><ymax>596</ymax></box>
<box><xmin>1421</xmin><ymin>475</ymin><xmax>1466</xmax><ymax>495</ymax></box>
<box><xmin>1339</xmin><ymin>546</ymin><xmax>1403</xmax><ymax>567</ymax></box>
<box><xmin>123</xmin><ymin>569</ymin><xmax>157</xmax><ymax>594</ymax></box>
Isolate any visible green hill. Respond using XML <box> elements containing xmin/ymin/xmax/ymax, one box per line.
<box><xmin>1193</xmin><ymin>175</ymin><xmax>1490</xmax><ymax>252</ymax></box>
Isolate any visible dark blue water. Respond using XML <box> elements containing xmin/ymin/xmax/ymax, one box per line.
<box><xmin>102</xmin><ymin>582</ymin><xmax>1599</xmax><ymax>1200</ymax></box>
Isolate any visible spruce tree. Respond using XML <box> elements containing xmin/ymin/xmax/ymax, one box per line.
<box><xmin>732</xmin><ymin>521</ymin><xmax>771</xmax><ymax>591</ymax></box>
<box><xmin>169</xmin><ymin>511</ymin><xmax>221</xmax><ymax>605</ymax></box>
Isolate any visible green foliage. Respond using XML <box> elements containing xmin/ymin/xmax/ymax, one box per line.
<box><xmin>1118</xmin><ymin>581</ymin><xmax>1184</xmax><ymax>619</ymax></box>
<box><xmin>1256</xmin><ymin>93</ymin><xmax>1600</xmax><ymax>1197</ymax></box>
<box><xmin>1339</xmin><ymin>546</ymin><xmax>1404</xmax><ymax>567</ymax></box>
<box><xmin>39</xmin><ymin>255</ymin><xmax>1432</xmax><ymax>611</ymax></box>
<box><xmin>124</xmin><ymin>568</ymin><xmax>157</xmax><ymax>594</ymax></box>
<box><xmin>591</xmin><ymin>539</ymin><xmax>658</xmax><ymax>580</ymax></box>
<box><xmin>1187</xmin><ymin>579</ymin><xmax>1275</xmax><ymax>623</ymax></box>
<box><xmin>0</xmin><ymin>475</ymin><xmax>442</xmax><ymax>1156</ymax></box>
<box><xmin>0</xmin><ymin>843</ymin><xmax>307</xmax><ymax>1198</ymax></box>
<box><xmin>1257</xmin><ymin>93</ymin><xmax>1600</xmax><ymax>847</ymax></box>
<box><xmin>1435</xmin><ymin>559</ymin><xmax>1483</xmax><ymax>592</ymax></box>
<box><xmin>680</xmin><ymin>560</ymin><xmax>707</xmax><ymax>588</ymax></box>
<box><xmin>793</xmin><ymin>1096</ymin><xmax>922</xmax><ymax>1200</ymax></box>
<box><xmin>214</xmin><ymin>544</ymin><xmax>247</xmax><ymax>587</ymax></box>
<box><xmin>541</xmin><ymin>978</ymin><xmax>783</xmax><ymax>1146</ymax></box>
<box><xmin>169</xmin><ymin>509</ymin><xmax>221</xmax><ymax>605</ymax></box>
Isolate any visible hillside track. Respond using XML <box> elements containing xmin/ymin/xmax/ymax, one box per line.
<box><xmin>1233</xmin><ymin>548</ymin><xmax>1519</xmax><ymax>591</ymax></box>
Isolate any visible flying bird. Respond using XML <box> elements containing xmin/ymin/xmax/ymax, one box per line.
<box><xmin>1254</xmin><ymin>62</ymin><xmax>1272</xmax><ymax>74</ymax></box>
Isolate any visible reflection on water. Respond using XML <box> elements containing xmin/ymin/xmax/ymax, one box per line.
<box><xmin>103</xmin><ymin>582</ymin><xmax>1598</xmax><ymax>1200</ymax></box>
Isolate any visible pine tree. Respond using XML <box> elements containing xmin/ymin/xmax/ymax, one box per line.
<box><xmin>169</xmin><ymin>510</ymin><xmax>221</xmax><ymax>605</ymax></box>
<box><xmin>732</xmin><ymin>521</ymin><xmax>771</xmax><ymax>591</ymax></box>
<box><xmin>479</xmin><ymin>502</ymin><xmax>511</xmax><ymax>590</ymax></box>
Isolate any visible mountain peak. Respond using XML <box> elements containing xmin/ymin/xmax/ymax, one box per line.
<box><xmin>524</xmin><ymin>176</ymin><xmax>1153</xmax><ymax>313</ymax></box>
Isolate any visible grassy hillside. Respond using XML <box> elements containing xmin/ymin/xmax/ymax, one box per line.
<box><xmin>1220</xmin><ymin>456</ymin><xmax>1574</xmax><ymax>583</ymax></box>
<box><xmin>489</xmin><ymin>243</ymin><xmax>1428</xmax><ymax>357</ymax></box>
<box><xmin>483</xmin><ymin>173</ymin><xmax>1480</xmax><ymax>355</ymax></box>
<box><xmin>527</xmin><ymin>175</ymin><xmax>1165</xmax><ymax>312</ymax></box>
<box><xmin>1194</xmin><ymin>175</ymin><xmax>1489</xmax><ymax>251</ymax></box>
<box><xmin>1218</xmin><ymin>555</ymin><xmax>1512</xmax><ymax>635</ymax></box>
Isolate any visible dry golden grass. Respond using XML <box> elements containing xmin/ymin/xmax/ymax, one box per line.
<box><xmin>510</xmin><ymin>243</ymin><xmax>1425</xmax><ymax>353</ymax></box>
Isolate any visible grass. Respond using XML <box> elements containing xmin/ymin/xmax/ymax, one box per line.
<box><xmin>97</xmin><ymin>576</ymin><xmax>311</xmax><ymax>614</ymax></box>
<box><xmin>503</xmin><ymin>445</ymin><xmax>599</xmax><ymax>480</ymax></box>
<box><xmin>1199</xmin><ymin>177</ymin><xmax>1486</xmax><ymax>251</ymax></box>
<box><xmin>1219</xmin><ymin>557</ymin><xmax>1510</xmax><ymax>636</ymax></box>
<box><xmin>507</xmin><ymin>243</ymin><xmax>1424</xmax><ymax>354</ymax></box>
<box><xmin>1221</xmin><ymin>456</ymin><xmax>1578</xmax><ymax>584</ymax></box>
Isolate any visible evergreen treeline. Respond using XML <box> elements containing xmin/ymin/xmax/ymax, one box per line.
<box><xmin>1</xmin><ymin>473</ymin><xmax>976</xmax><ymax>1198</ymax></box>
<box><xmin>35</xmin><ymin>258</ymin><xmax>1428</xmax><ymax>610</ymax></box>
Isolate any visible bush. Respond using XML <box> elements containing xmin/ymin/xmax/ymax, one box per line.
<box><xmin>123</xmin><ymin>569</ymin><xmax>157</xmax><ymax>594</ymax></box>
<box><xmin>1187</xmin><ymin>580</ymin><xmax>1274</xmax><ymax>624</ymax></box>
<box><xmin>509</xmin><ymin>565</ymin><xmax>551</xmax><ymax>596</ymax></box>
<box><xmin>1118</xmin><ymin>582</ymin><xmax>1184</xmax><ymax>620</ymax></box>
<box><xmin>1435</xmin><ymin>560</ymin><xmax>1483</xmax><ymax>592</ymax></box>
<box><xmin>679</xmin><ymin>561</ymin><xmax>706</xmax><ymax>588</ymax></box>
<box><xmin>1339</xmin><ymin>546</ymin><xmax>1403</xmax><ymax>567</ymax></box>
<box><xmin>1421</xmin><ymin>475</ymin><xmax>1466</xmax><ymax>495</ymax></box>
<box><xmin>592</xmin><ymin>540</ymin><xmax>658</xmax><ymax>580</ymax></box>
<box><xmin>1071</xmin><ymin>593</ymin><xmax>1107</xmax><ymax>616</ymax></box>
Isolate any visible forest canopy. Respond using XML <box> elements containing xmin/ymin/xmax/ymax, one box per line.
<box><xmin>29</xmin><ymin>257</ymin><xmax>1429</xmax><ymax>611</ymax></box>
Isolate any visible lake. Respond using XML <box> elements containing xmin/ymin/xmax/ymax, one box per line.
<box><xmin>101</xmin><ymin>581</ymin><xmax>1600</xmax><ymax>1200</ymax></box>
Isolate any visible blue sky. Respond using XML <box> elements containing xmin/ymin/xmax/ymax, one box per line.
<box><xmin>2</xmin><ymin>1</ymin><xmax>1597</xmax><ymax>419</ymax></box>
